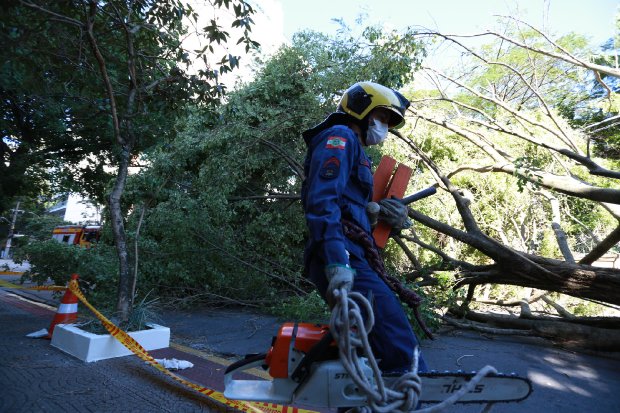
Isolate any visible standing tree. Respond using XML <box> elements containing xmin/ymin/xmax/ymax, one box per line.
<box><xmin>17</xmin><ymin>0</ymin><xmax>258</xmax><ymax>321</ymax></box>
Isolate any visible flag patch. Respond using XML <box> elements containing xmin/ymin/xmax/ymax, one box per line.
<box><xmin>326</xmin><ymin>136</ymin><xmax>347</xmax><ymax>150</ymax></box>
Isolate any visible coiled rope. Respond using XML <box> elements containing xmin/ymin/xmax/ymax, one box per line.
<box><xmin>330</xmin><ymin>287</ymin><xmax>498</xmax><ymax>412</ymax></box>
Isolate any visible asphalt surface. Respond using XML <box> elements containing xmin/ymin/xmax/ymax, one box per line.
<box><xmin>1</xmin><ymin>259</ymin><xmax>620</xmax><ymax>413</ymax></box>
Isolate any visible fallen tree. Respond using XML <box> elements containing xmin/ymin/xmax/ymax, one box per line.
<box><xmin>385</xmin><ymin>18</ymin><xmax>620</xmax><ymax>348</ymax></box>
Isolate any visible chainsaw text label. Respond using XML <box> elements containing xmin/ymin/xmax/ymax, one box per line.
<box><xmin>442</xmin><ymin>380</ymin><xmax>485</xmax><ymax>394</ymax></box>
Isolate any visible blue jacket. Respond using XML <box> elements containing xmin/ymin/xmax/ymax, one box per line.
<box><xmin>302</xmin><ymin>124</ymin><xmax>374</xmax><ymax>267</ymax></box>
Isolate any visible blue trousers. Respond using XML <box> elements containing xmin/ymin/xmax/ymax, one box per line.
<box><xmin>306</xmin><ymin>248</ymin><xmax>428</xmax><ymax>374</ymax></box>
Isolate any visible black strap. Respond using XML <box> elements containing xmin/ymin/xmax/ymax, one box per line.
<box><xmin>342</xmin><ymin>218</ymin><xmax>434</xmax><ymax>339</ymax></box>
<box><xmin>224</xmin><ymin>353</ymin><xmax>268</xmax><ymax>375</ymax></box>
<box><xmin>291</xmin><ymin>331</ymin><xmax>336</xmax><ymax>383</ymax></box>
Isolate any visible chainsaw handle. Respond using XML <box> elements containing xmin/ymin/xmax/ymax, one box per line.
<box><xmin>224</xmin><ymin>356</ymin><xmax>266</xmax><ymax>387</ymax></box>
<box><xmin>224</xmin><ymin>353</ymin><xmax>267</xmax><ymax>375</ymax></box>
<box><xmin>400</xmin><ymin>186</ymin><xmax>437</xmax><ymax>205</ymax></box>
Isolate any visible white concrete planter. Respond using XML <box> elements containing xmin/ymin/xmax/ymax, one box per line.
<box><xmin>51</xmin><ymin>323</ymin><xmax>170</xmax><ymax>362</ymax></box>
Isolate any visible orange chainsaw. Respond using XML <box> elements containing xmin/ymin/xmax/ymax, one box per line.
<box><xmin>224</xmin><ymin>323</ymin><xmax>532</xmax><ymax>408</ymax></box>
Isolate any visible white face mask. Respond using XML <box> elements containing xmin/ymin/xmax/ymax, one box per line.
<box><xmin>365</xmin><ymin>118</ymin><xmax>389</xmax><ymax>146</ymax></box>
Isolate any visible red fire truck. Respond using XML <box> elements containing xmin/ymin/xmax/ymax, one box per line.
<box><xmin>52</xmin><ymin>225</ymin><xmax>101</xmax><ymax>248</ymax></box>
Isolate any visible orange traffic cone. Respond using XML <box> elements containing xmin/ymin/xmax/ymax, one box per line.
<box><xmin>47</xmin><ymin>274</ymin><xmax>80</xmax><ymax>339</ymax></box>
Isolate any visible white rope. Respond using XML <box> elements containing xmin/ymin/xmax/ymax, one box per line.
<box><xmin>329</xmin><ymin>287</ymin><xmax>497</xmax><ymax>412</ymax></box>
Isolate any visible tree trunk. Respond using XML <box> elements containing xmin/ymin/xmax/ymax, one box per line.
<box><xmin>458</xmin><ymin>257</ymin><xmax>620</xmax><ymax>306</ymax></box>
<box><xmin>110</xmin><ymin>145</ymin><xmax>132</xmax><ymax>321</ymax></box>
<box><xmin>451</xmin><ymin>309</ymin><xmax>620</xmax><ymax>351</ymax></box>
<box><xmin>406</xmin><ymin>207</ymin><xmax>620</xmax><ymax>305</ymax></box>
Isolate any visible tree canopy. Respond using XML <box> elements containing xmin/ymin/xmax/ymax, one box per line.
<box><xmin>3</xmin><ymin>0</ymin><xmax>259</xmax><ymax>320</ymax></box>
<box><xmin>7</xmin><ymin>7</ymin><xmax>620</xmax><ymax>348</ymax></box>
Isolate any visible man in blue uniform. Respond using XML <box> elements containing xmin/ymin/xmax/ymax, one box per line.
<box><xmin>301</xmin><ymin>82</ymin><xmax>427</xmax><ymax>377</ymax></box>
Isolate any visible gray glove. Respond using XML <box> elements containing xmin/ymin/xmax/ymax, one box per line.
<box><xmin>366</xmin><ymin>201</ymin><xmax>381</xmax><ymax>227</ymax></box>
<box><xmin>378</xmin><ymin>198</ymin><xmax>412</xmax><ymax>230</ymax></box>
<box><xmin>325</xmin><ymin>264</ymin><xmax>355</xmax><ymax>308</ymax></box>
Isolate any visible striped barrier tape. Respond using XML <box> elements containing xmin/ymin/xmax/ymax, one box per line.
<box><xmin>0</xmin><ymin>278</ymin><xmax>317</xmax><ymax>413</ymax></box>
<box><xmin>0</xmin><ymin>270</ymin><xmax>25</xmax><ymax>276</ymax></box>
<box><xmin>0</xmin><ymin>279</ymin><xmax>66</xmax><ymax>291</ymax></box>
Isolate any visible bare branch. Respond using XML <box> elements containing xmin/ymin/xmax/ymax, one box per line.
<box><xmin>418</xmin><ymin>26</ymin><xmax>620</xmax><ymax>79</ymax></box>
<box><xmin>399</xmin><ymin>232</ymin><xmax>473</xmax><ymax>270</ymax></box>
<box><xmin>393</xmin><ymin>130</ymin><xmax>483</xmax><ymax>233</ymax></box>
<box><xmin>259</xmin><ymin>138</ymin><xmax>305</xmax><ymax>179</ymax></box>
<box><xmin>21</xmin><ymin>1</ymin><xmax>83</xmax><ymax>26</ymax></box>
<box><xmin>474</xmin><ymin>290</ymin><xmax>549</xmax><ymax>306</ymax></box>
<box><xmin>83</xmin><ymin>2</ymin><xmax>123</xmax><ymax>146</ymax></box>
<box><xmin>594</xmin><ymin>69</ymin><xmax>614</xmax><ymax>100</ymax></box>
<box><xmin>442</xmin><ymin>316</ymin><xmax>532</xmax><ymax>335</ymax></box>
<box><xmin>409</xmin><ymin>110</ymin><xmax>620</xmax><ymax>207</ymax></box>
<box><xmin>423</xmin><ymin>67</ymin><xmax>579</xmax><ymax>151</ymax></box>
<box><xmin>541</xmin><ymin>295</ymin><xmax>576</xmax><ymax>320</ymax></box>
<box><xmin>579</xmin><ymin>226</ymin><xmax>620</xmax><ymax>265</ymax></box>
<box><xmin>421</xmin><ymin>33</ymin><xmax>580</xmax><ymax>151</ymax></box>
<box><xmin>536</xmin><ymin>189</ymin><xmax>575</xmax><ymax>263</ymax></box>
<box><xmin>584</xmin><ymin>114</ymin><xmax>620</xmax><ymax>130</ymax></box>
<box><xmin>391</xmin><ymin>234</ymin><xmax>422</xmax><ymax>270</ymax></box>
<box><xmin>228</xmin><ymin>194</ymin><xmax>300</xmax><ymax>202</ymax></box>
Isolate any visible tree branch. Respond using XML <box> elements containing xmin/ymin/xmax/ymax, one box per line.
<box><xmin>536</xmin><ymin>189</ymin><xmax>575</xmax><ymax>263</ymax></box>
<box><xmin>21</xmin><ymin>1</ymin><xmax>83</xmax><ymax>26</ymax></box>
<box><xmin>579</xmin><ymin>225</ymin><xmax>620</xmax><ymax>265</ymax></box>
<box><xmin>83</xmin><ymin>2</ymin><xmax>123</xmax><ymax>146</ymax></box>
<box><xmin>541</xmin><ymin>295</ymin><xmax>576</xmax><ymax>320</ymax></box>
<box><xmin>418</xmin><ymin>25</ymin><xmax>620</xmax><ymax>79</ymax></box>
<box><xmin>391</xmin><ymin>234</ymin><xmax>422</xmax><ymax>270</ymax></box>
<box><xmin>228</xmin><ymin>194</ymin><xmax>301</xmax><ymax>202</ymax></box>
<box><xmin>410</xmin><ymin>110</ymin><xmax>620</xmax><ymax>208</ymax></box>
<box><xmin>399</xmin><ymin>232</ymin><xmax>474</xmax><ymax>270</ymax></box>
<box><xmin>259</xmin><ymin>138</ymin><xmax>305</xmax><ymax>179</ymax></box>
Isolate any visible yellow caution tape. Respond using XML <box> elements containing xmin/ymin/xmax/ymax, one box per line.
<box><xmin>1</xmin><ymin>277</ymin><xmax>317</xmax><ymax>413</ymax></box>
<box><xmin>0</xmin><ymin>279</ymin><xmax>66</xmax><ymax>291</ymax></box>
<box><xmin>0</xmin><ymin>271</ymin><xmax>25</xmax><ymax>276</ymax></box>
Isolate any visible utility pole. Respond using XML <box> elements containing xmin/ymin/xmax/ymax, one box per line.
<box><xmin>2</xmin><ymin>201</ymin><xmax>22</xmax><ymax>259</ymax></box>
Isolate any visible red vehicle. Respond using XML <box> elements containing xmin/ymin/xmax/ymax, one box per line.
<box><xmin>52</xmin><ymin>225</ymin><xmax>101</xmax><ymax>247</ymax></box>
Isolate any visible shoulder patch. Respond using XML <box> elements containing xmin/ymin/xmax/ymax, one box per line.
<box><xmin>319</xmin><ymin>157</ymin><xmax>341</xmax><ymax>179</ymax></box>
<box><xmin>359</xmin><ymin>157</ymin><xmax>371</xmax><ymax>168</ymax></box>
<box><xmin>325</xmin><ymin>136</ymin><xmax>347</xmax><ymax>150</ymax></box>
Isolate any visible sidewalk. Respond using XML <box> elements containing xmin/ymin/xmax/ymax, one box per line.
<box><xmin>0</xmin><ymin>289</ymin><xmax>236</xmax><ymax>413</ymax></box>
<box><xmin>1</xmin><ymin>275</ymin><xmax>620</xmax><ymax>413</ymax></box>
<box><xmin>0</xmin><ymin>258</ymin><xmax>31</xmax><ymax>273</ymax></box>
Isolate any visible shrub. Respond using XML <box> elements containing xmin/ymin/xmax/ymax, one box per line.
<box><xmin>13</xmin><ymin>239</ymin><xmax>118</xmax><ymax>308</ymax></box>
<box><xmin>270</xmin><ymin>291</ymin><xmax>330</xmax><ymax>323</ymax></box>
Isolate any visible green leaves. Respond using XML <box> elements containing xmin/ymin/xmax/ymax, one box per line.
<box><xmin>203</xmin><ymin>19</ymin><xmax>230</xmax><ymax>44</ymax></box>
<box><xmin>114</xmin><ymin>23</ymin><xmax>428</xmax><ymax>311</ymax></box>
<box><xmin>3</xmin><ymin>0</ymin><xmax>260</xmax><ymax>206</ymax></box>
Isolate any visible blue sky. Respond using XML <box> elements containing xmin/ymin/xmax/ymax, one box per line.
<box><xmin>276</xmin><ymin>0</ymin><xmax>617</xmax><ymax>46</ymax></box>
<box><xmin>222</xmin><ymin>0</ymin><xmax>618</xmax><ymax>84</ymax></box>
